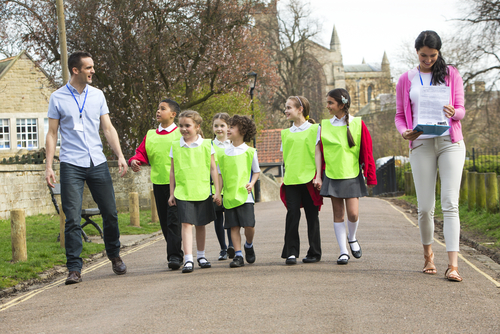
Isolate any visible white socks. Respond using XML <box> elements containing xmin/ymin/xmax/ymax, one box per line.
<box><xmin>334</xmin><ymin>222</ymin><xmax>349</xmax><ymax>256</ymax></box>
<box><xmin>184</xmin><ymin>254</ymin><xmax>193</xmax><ymax>267</ymax></box>
<box><xmin>197</xmin><ymin>250</ymin><xmax>207</xmax><ymax>264</ymax></box>
<box><xmin>348</xmin><ymin>219</ymin><xmax>360</xmax><ymax>252</ymax></box>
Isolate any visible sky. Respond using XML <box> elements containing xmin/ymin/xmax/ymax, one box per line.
<box><xmin>286</xmin><ymin>0</ymin><xmax>463</xmax><ymax>71</ymax></box>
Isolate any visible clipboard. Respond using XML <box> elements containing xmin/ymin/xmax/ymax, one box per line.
<box><xmin>413</xmin><ymin>124</ymin><xmax>450</xmax><ymax>136</ymax></box>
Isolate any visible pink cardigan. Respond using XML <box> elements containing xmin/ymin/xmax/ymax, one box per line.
<box><xmin>395</xmin><ymin>65</ymin><xmax>465</xmax><ymax>148</ymax></box>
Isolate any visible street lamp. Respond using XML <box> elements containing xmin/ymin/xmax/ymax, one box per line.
<box><xmin>247</xmin><ymin>71</ymin><xmax>260</xmax><ymax>202</ymax></box>
<box><xmin>247</xmin><ymin>71</ymin><xmax>258</xmax><ymax>147</ymax></box>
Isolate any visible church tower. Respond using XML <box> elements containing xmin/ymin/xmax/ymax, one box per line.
<box><xmin>328</xmin><ymin>26</ymin><xmax>345</xmax><ymax>90</ymax></box>
<box><xmin>381</xmin><ymin>51</ymin><xmax>390</xmax><ymax>74</ymax></box>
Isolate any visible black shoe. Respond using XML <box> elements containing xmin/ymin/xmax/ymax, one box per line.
<box><xmin>110</xmin><ymin>257</ymin><xmax>127</xmax><ymax>275</ymax></box>
<box><xmin>65</xmin><ymin>271</ymin><xmax>82</xmax><ymax>285</ymax></box>
<box><xmin>244</xmin><ymin>245</ymin><xmax>255</xmax><ymax>264</ymax></box>
<box><xmin>218</xmin><ymin>250</ymin><xmax>228</xmax><ymax>261</ymax></box>
<box><xmin>286</xmin><ymin>257</ymin><xmax>297</xmax><ymax>265</ymax></box>
<box><xmin>182</xmin><ymin>261</ymin><xmax>194</xmax><ymax>273</ymax></box>
<box><xmin>302</xmin><ymin>256</ymin><xmax>320</xmax><ymax>263</ymax></box>
<box><xmin>337</xmin><ymin>254</ymin><xmax>350</xmax><ymax>265</ymax></box>
<box><xmin>230</xmin><ymin>255</ymin><xmax>245</xmax><ymax>268</ymax></box>
<box><xmin>197</xmin><ymin>257</ymin><xmax>212</xmax><ymax>268</ymax></box>
<box><xmin>168</xmin><ymin>258</ymin><xmax>182</xmax><ymax>270</ymax></box>
<box><xmin>227</xmin><ymin>246</ymin><xmax>235</xmax><ymax>259</ymax></box>
<box><xmin>348</xmin><ymin>240</ymin><xmax>362</xmax><ymax>259</ymax></box>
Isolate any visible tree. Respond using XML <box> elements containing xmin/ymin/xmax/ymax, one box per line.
<box><xmin>256</xmin><ymin>0</ymin><xmax>323</xmax><ymax>127</ymax></box>
<box><xmin>0</xmin><ymin>0</ymin><xmax>278</xmax><ymax>155</ymax></box>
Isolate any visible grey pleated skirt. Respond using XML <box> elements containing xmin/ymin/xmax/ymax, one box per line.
<box><xmin>177</xmin><ymin>196</ymin><xmax>216</xmax><ymax>226</ymax></box>
<box><xmin>319</xmin><ymin>170</ymin><xmax>368</xmax><ymax>199</ymax></box>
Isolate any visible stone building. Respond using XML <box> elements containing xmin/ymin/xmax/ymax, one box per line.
<box><xmin>0</xmin><ymin>51</ymin><xmax>58</xmax><ymax>159</ymax></box>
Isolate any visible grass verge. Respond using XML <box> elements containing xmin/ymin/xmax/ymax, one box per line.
<box><xmin>0</xmin><ymin>210</ymin><xmax>160</xmax><ymax>290</ymax></box>
<box><xmin>399</xmin><ymin>195</ymin><xmax>500</xmax><ymax>249</ymax></box>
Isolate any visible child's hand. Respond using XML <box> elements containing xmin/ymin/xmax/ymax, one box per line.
<box><xmin>313</xmin><ymin>176</ymin><xmax>322</xmax><ymax>191</ymax></box>
<box><xmin>168</xmin><ymin>195</ymin><xmax>176</xmax><ymax>206</ymax></box>
<box><xmin>367</xmin><ymin>184</ymin><xmax>376</xmax><ymax>189</ymax></box>
<box><xmin>245</xmin><ymin>183</ymin><xmax>253</xmax><ymax>194</ymax></box>
<box><xmin>213</xmin><ymin>193</ymin><xmax>222</xmax><ymax>206</ymax></box>
<box><xmin>131</xmin><ymin>160</ymin><xmax>141</xmax><ymax>172</ymax></box>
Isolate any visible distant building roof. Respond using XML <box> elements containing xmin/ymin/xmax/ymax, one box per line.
<box><xmin>344</xmin><ymin>63</ymin><xmax>381</xmax><ymax>72</ymax></box>
<box><xmin>0</xmin><ymin>56</ymin><xmax>16</xmax><ymax>77</ymax></box>
<box><xmin>256</xmin><ymin>129</ymin><xmax>283</xmax><ymax>164</ymax></box>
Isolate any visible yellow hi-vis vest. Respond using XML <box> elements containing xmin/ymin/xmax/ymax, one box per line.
<box><xmin>281</xmin><ymin>124</ymin><xmax>319</xmax><ymax>185</ymax></box>
<box><xmin>145</xmin><ymin>128</ymin><xmax>181</xmax><ymax>184</ymax></box>
<box><xmin>218</xmin><ymin>147</ymin><xmax>255</xmax><ymax>209</ymax></box>
<box><xmin>321</xmin><ymin>117</ymin><xmax>362</xmax><ymax>180</ymax></box>
<box><xmin>172</xmin><ymin>139</ymin><xmax>212</xmax><ymax>201</ymax></box>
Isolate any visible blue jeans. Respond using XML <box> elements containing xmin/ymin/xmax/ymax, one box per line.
<box><xmin>60</xmin><ymin>161</ymin><xmax>121</xmax><ymax>272</ymax></box>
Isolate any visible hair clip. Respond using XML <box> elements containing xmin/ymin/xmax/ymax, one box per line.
<box><xmin>305</xmin><ymin>115</ymin><xmax>309</xmax><ymax>120</ymax></box>
<box><xmin>341</xmin><ymin>96</ymin><xmax>348</xmax><ymax>104</ymax></box>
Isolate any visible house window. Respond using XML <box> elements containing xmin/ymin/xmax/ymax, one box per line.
<box><xmin>44</xmin><ymin>118</ymin><xmax>61</xmax><ymax>147</ymax></box>
<box><xmin>0</xmin><ymin>119</ymin><xmax>10</xmax><ymax>149</ymax></box>
<box><xmin>16</xmin><ymin>118</ymin><xmax>38</xmax><ymax>149</ymax></box>
<box><xmin>367</xmin><ymin>85</ymin><xmax>373</xmax><ymax>102</ymax></box>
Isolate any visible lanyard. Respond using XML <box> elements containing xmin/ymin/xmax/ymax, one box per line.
<box><xmin>418</xmin><ymin>66</ymin><xmax>432</xmax><ymax>86</ymax></box>
<box><xmin>66</xmin><ymin>84</ymin><xmax>88</xmax><ymax>118</ymax></box>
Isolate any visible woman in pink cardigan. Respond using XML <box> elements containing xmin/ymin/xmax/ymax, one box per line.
<box><xmin>395</xmin><ymin>31</ymin><xmax>466</xmax><ymax>282</ymax></box>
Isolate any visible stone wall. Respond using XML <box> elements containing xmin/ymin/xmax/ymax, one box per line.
<box><xmin>0</xmin><ymin>162</ymin><xmax>153</xmax><ymax>220</ymax></box>
<box><xmin>0</xmin><ymin>162</ymin><xmax>283</xmax><ymax>220</ymax></box>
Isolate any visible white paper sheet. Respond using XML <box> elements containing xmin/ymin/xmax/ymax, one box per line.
<box><xmin>417</xmin><ymin>86</ymin><xmax>450</xmax><ymax>125</ymax></box>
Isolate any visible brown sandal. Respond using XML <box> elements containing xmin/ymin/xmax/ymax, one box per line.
<box><xmin>445</xmin><ymin>265</ymin><xmax>462</xmax><ymax>282</ymax></box>
<box><xmin>423</xmin><ymin>253</ymin><xmax>437</xmax><ymax>275</ymax></box>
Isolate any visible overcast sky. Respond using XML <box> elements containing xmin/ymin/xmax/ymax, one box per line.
<box><xmin>283</xmin><ymin>0</ymin><xmax>463</xmax><ymax>69</ymax></box>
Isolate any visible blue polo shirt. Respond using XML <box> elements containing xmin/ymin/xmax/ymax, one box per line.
<box><xmin>47</xmin><ymin>83</ymin><xmax>109</xmax><ymax>167</ymax></box>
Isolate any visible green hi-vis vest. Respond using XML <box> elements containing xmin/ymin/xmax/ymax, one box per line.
<box><xmin>172</xmin><ymin>139</ymin><xmax>212</xmax><ymax>201</ymax></box>
<box><xmin>321</xmin><ymin>117</ymin><xmax>362</xmax><ymax>180</ymax></box>
<box><xmin>218</xmin><ymin>147</ymin><xmax>255</xmax><ymax>209</ymax></box>
<box><xmin>212</xmin><ymin>144</ymin><xmax>226</xmax><ymax>195</ymax></box>
<box><xmin>281</xmin><ymin>124</ymin><xmax>319</xmax><ymax>185</ymax></box>
<box><xmin>145</xmin><ymin>128</ymin><xmax>181</xmax><ymax>185</ymax></box>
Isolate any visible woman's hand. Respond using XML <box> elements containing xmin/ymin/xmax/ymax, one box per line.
<box><xmin>443</xmin><ymin>104</ymin><xmax>455</xmax><ymax>118</ymax></box>
<box><xmin>402</xmin><ymin>129</ymin><xmax>422</xmax><ymax>141</ymax></box>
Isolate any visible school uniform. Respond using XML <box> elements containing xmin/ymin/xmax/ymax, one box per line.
<box><xmin>280</xmin><ymin>122</ymin><xmax>322</xmax><ymax>260</ymax></box>
<box><xmin>129</xmin><ymin>123</ymin><xmax>182</xmax><ymax>262</ymax></box>
<box><xmin>217</xmin><ymin>143</ymin><xmax>260</xmax><ymax>228</ymax></box>
<box><xmin>169</xmin><ymin>135</ymin><xmax>216</xmax><ymax>226</ymax></box>
<box><xmin>318</xmin><ymin>115</ymin><xmax>376</xmax><ymax>197</ymax></box>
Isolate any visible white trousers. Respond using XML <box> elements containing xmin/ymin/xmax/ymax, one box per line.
<box><xmin>409</xmin><ymin>136</ymin><xmax>465</xmax><ymax>251</ymax></box>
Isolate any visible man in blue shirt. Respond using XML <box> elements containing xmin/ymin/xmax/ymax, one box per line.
<box><xmin>45</xmin><ymin>51</ymin><xmax>128</xmax><ymax>285</ymax></box>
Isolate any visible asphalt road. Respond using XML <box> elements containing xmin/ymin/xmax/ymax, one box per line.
<box><xmin>1</xmin><ymin>198</ymin><xmax>500</xmax><ymax>333</ymax></box>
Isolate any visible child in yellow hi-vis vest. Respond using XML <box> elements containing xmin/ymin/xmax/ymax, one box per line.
<box><xmin>217</xmin><ymin>115</ymin><xmax>260</xmax><ymax>268</ymax></box>
<box><xmin>129</xmin><ymin>98</ymin><xmax>183</xmax><ymax>271</ymax></box>
<box><xmin>168</xmin><ymin>110</ymin><xmax>222</xmax><ymax>273</ymax></box>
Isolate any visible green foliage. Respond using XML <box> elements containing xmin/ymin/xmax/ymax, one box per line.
<box><xmin>0</xmin><ymin>210</ymin><xmax>160</xmax><ymax>290</ymax></box>
<box><xmin>464</xmin><ymin>155</ymin><xmax>500</xmax><ymax>173</ymax></box>
<box><xmin>190</xmin><ymin>91</ymin><xmax>266</xmax><ymax>140</ymax></box>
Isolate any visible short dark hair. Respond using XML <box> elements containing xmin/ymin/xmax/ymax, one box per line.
<box><xmin>228</xmin><ymin>115</ymin><xmax>256</xmax><ymax>143</ymax></box>
<box><xmin>161</xmin><ymin>98</ymin><xmax>181</xmax><ymax>115</ymax></box>
<box><xmin>68</xmin><ymin>51</ymin><xmax>92</xmax><ymax>76</ymax></box>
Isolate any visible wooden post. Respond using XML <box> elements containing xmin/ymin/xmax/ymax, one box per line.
<box><xmin>405</xmin><ymin>172</ymin><xmax>415</xmax><ymax>196</ymax></box>
<box><xmin>476</xmin><ymin>173</ymin><xmax>486</xmax><ymax>210</ymax></box>
<box><xmin>11</xmin><ymin>209</ymin><xmax>27</xmax><ymax>262</ymax></box>
<box><xmin>150</xmin><ymin>189</ymin><xmax>158</xmax><ymax>223</ymax></box>
<box><xmin>468</xmin><ymin>171</ymin><xmax>476</xmax><ymax>210</ymax></box>
<box><xmin>57</xmin><ymin>196</ymin><xmax>66</xmax><ymax>248</ymax></box>
<box><xmin>459</xmin><ymin>169</ymin><xmax>468</xmax><ymax>205</ymax></box>
<box><xmin>485</xmin><ymin>173</ymin><xmax>498</xmax><ymax>213</ymax></box>
<box><xmin>435</xmin><ymin>172</ymin><xmax>441</xmax><ymax>199</ymax></box>
<box><xmin>129</xmin><ymin>192</ymin><xmax>140</xmax><ymax>227</ymax></box>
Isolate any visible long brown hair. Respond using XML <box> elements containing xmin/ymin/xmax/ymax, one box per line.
<box><xmin>326</xmin><ymin>89</ymin><xmax>355</xmax><ymax>148</ymax></box>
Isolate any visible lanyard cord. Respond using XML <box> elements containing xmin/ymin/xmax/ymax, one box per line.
<box><xmin>66</xmin><ymin>84</ymin><xmax>88</xmax><ymax>118</ymax></box>
<box><xmin>418</xmin><ymin>66</ymin><xmax>432</xmax><ymax>86</ymax></box>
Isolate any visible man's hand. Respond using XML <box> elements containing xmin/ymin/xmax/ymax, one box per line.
<box><xmin>117</xmin><ymin>157</ymin><xmax>128</xmax><ymax>177</ymax></box>
<box><xmin>46</xmin><ymin>168</ymin><xmax>56</xmax><ymax>188</ymax></box>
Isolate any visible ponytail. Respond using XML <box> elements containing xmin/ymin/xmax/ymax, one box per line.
<box><xmin>345</xmin><ymin>111</ymin><xmax>356</xmax><ymax>148</ymax></box>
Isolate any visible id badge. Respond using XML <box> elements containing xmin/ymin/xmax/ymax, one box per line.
<box><xmin>73</xmin><ymin>122</ymin><xmax>84</xmax><ymax>131</ymax></box>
